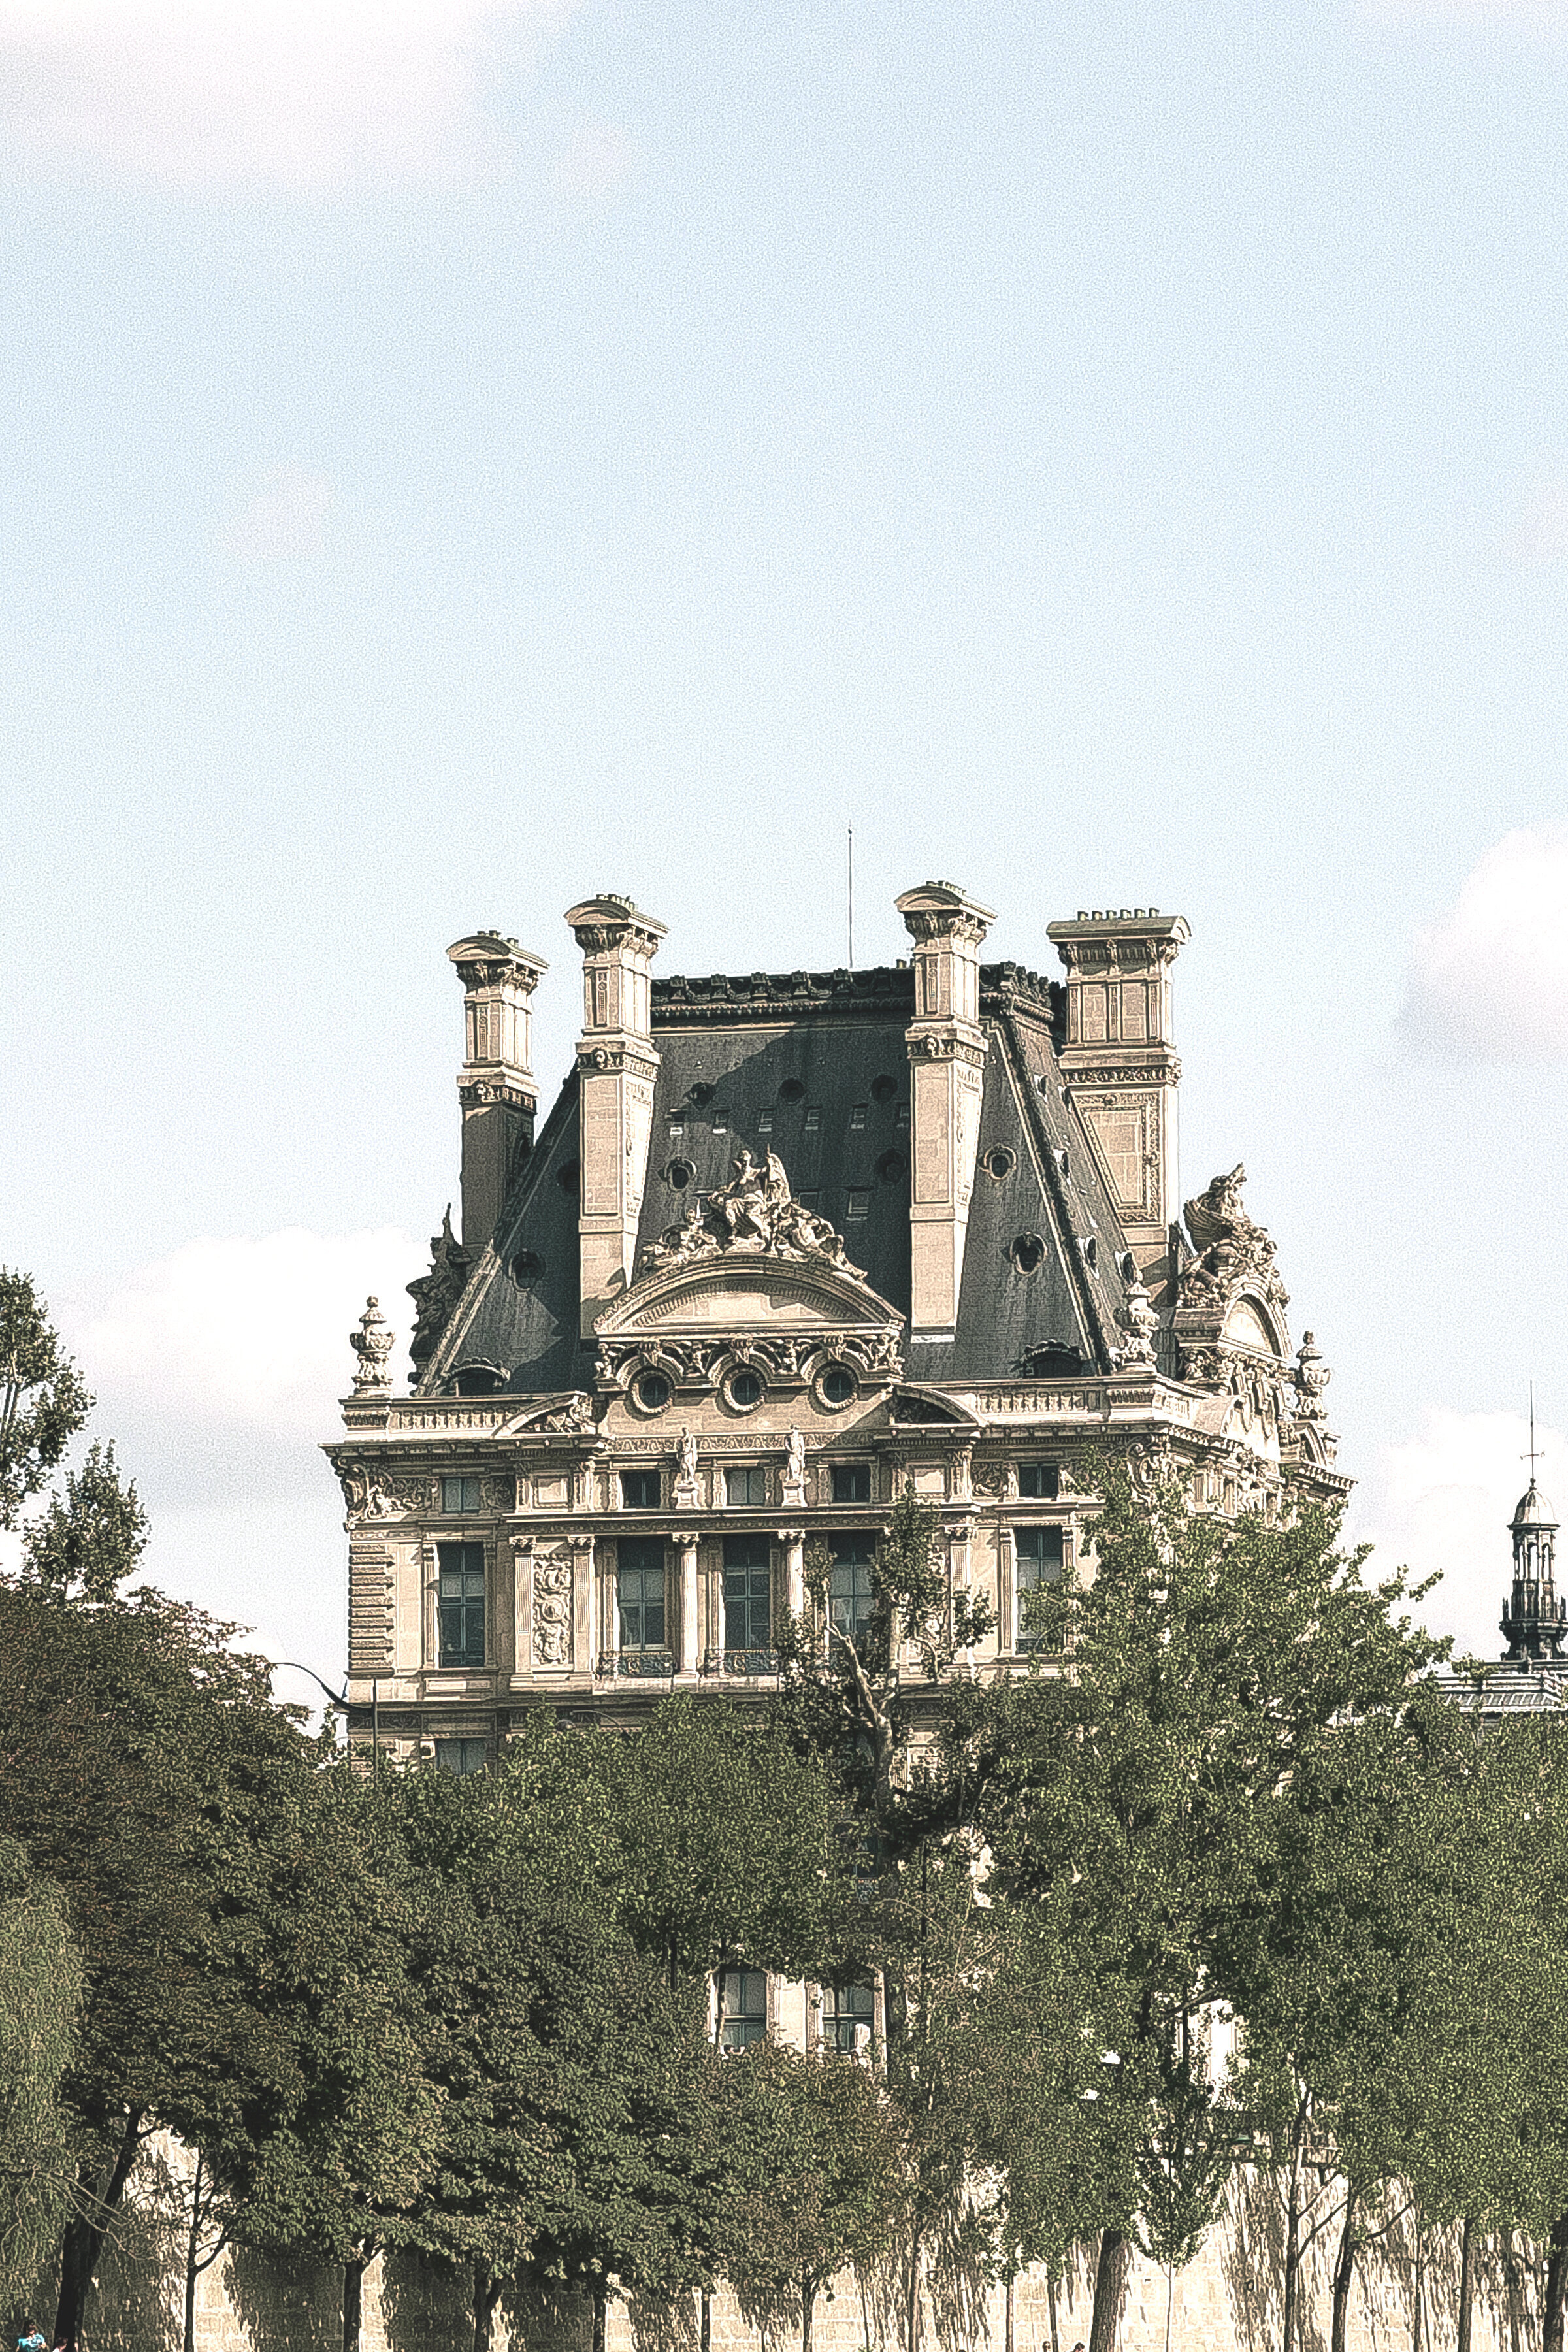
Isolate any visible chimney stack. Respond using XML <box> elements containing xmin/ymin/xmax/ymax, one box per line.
<box><xmin>446</xmin><ymin>934</ymin><xmax>548</xmax><ymax>1252</ymax></box>
<box><xmin>896</xmin><ymin>881</ymin><xmax>995</xmax><ymax>1341</ymax></box>
<box><xmin>1045</xmin><ymin>909</ymin><xmax>1190</xmax><ymax>1294</ymax></box>
<box><xmin>565</xmin><ymin>895</ymin><xmax>667</xmax><ymax>1337</ymax></box>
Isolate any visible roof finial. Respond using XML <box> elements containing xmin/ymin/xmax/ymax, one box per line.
<box><xmin>1525</xmin><ymin>1384</ymin><xmax>1544</xmax><ymax>1483</ymax></box>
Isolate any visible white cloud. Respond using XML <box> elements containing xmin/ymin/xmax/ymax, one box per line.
<box><xmin>1399</xmin><ymin>823</ymin><xmax>1568</xmax><ymax>1060</ymax></box>
<box><xmin>1508</xmin><ymin>478</ymin><xmax>1568</xmax><ymax>564</ymax></box>
<box><xmin>1350</xmin><ymin>1406</ymin><xmax>1563</xmax><ymax>1661</ymax></box>
<box><xmin>222</xmin><ymin>466</ymin><xmax>335</xmax><ymax>561</ymax></box>
<box><xmin>74</xmin><ymin>1225</ymin><xmax>427</xmax><ymax>1445</ymax></box>
<box><xmin>0</xmin><ymin>0</ymin><xmax>577</xmax><ymax>191</ymax></box>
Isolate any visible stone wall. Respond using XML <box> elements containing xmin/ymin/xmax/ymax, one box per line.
<box><xmin>31</xmin><ymin>2148</ymin><xmax>1541</xmax><ymax>2352</ymax></box>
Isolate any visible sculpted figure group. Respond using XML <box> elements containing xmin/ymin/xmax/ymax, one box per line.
<box><xmin>639</xmin><ymin>1149</ymin><xmax>865</xmax><ymax>1281</ymax></box>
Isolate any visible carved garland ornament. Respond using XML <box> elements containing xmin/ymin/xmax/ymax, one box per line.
<box><xmin>532</xmin><ymin>1552</ymin><xmax>574</xmax><ymax>1667</ymax></box>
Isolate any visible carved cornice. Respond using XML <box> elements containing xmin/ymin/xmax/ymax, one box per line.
<box><xmin>574</xmin><ymin>1042</ymin><xmax>661</xmax><ymax>1078</ymax></box>
<box><xmin>906</xmin><ymin>1030</ymin><xmax>986</xmax><ymax>1065</ymax></box>
<box><xmin>446</xmin><ymin>936</ymin><xmax>549</xmax><ymax>994</ymax></box>
<box><xmin>458</xmin><ymin>1077</ymin><xmax>536</xmax><ymax>1111</ymax></box>
<box><xmin>566</xmin><ymin>896</ymin><xmax>668</xmax><ymax>962</ymax></box>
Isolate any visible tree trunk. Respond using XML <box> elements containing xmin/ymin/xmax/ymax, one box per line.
<box><xmin>1457</xmin><ymin>2217</ymin><xmax>1474</xmax><ymax>2352</ymax></box>
<box><xmin>344</xmin><ymin>2251</ymin><xmax>365</xmax><ymax>2352</ymax></box>
<box><xmin>1543</xmin><ymin>2212</ymin><xmax>1568</xmax><ymax>2352</ymax></box>
<box><xmin>802</xmin><ymin>2271</ymin><xmax>815</xmax><ymax>2352</ymax></box>
<box><xmin>183</xmin><ymin>2148</ymin><xmax>203</xmax><ymax>2352</ymax></box>
<box><xmin>1501</xmin><ymin>2230</ymin><xmax>1524</xmax><ymax>2352</ymax></box>
<box><xmin>701</xmin><ymin>2287</ymin><xmax>712</xmax><ymax>2352</ymax></box>
<box><xmin>593</xmin><ymin>2279</ymin><xmax>608</xmax><ymax>2352</ymax></box>
<box><xmin>54</xmin><ymin>2108</ymin><xmax>146</xmax><ymax>2352</ymax></box>
<box><xmin>1047</xmin><ymin>2268</ymin><xmax>1061</xmax><ymax>2352</ymax></box>
<box><xmin>1281</xmin><ymin>2093</ymin><xmax>1309</xmax><ymax>2352</ymax></box>
<box><xmin>1330</xmin><ymin>2189</ymin><xmax>1360</xmax><ymax>2352</ymax></box>
<box><xmin>906</xmin><ymin>2232</ymin><xmax>922</xmax><ymax>2352</ymax></box>
<box><xmin>1088</xmin><ymin>2229</ymin><xmax>1128</xmax><ymax>2352</ymax></box>
<box><xmin>1005</xmin><ymin>2270</ymin><xmax>1014</xmax><ymax>2352</ymax></box>
<box><xmin>1412</xmin><ymin>2213</ymin><xmax>1425</xmax><ymax>2352</ymax></box>
<box><xmin>474</xmin><ymin>2264</ymin><xmax>503</xmax><ymax>2352</ymax></box>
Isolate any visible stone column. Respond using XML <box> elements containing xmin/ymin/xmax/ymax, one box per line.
<box><xmin>446</xmin><ymin>933</ymin><xmax>548</xmax><ymax>1251</ymax></box>
<box><xmin>896</xmin><ymin>881</ymin><xmax>994</xmax><ymax>1342</ymax></box>
<box><xmin>566</xmin><ymin>896</ymin><xmax>667</xmax><ymax>1337</ymax></box>
<box><xmin>600</xmin><ymin>1539</ymin><xmax>619</xmax><ymax>1677</ymax></box>
<box><xmin>781</xmin><ymin>1529</ymin><xmax>806</xmax><ymax>1620</ymax></box>
<box><xmin>677</xmin><ymin>1535</ymin><xmax>701</xmax><ymax>1676</ymax></box>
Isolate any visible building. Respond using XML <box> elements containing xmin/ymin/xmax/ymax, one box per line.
<box><xmin>1437</xmin><ymin>1455</ymin><xmax>1568</xmax><ymax>1717</ymax></box>
<box><xmin>326</xmin><ymin>883</ymin><xmax>1347</xmax><ymax>1771</ymax></box>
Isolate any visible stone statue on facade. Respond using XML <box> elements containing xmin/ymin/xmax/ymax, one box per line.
<box><xmin>1117</xmin><ymin>1271</ymin><xmax>1160</xmax><ymax>1368</ymax></box>
<box><xmin>637</xmin><ymin>1149</ymin><xmax>866</xmax><ymax>1282</ymax></box>
<box><xmin>1178</xmin><ymin>1165</ymin><xmax>1289</xmax><ymax>1317</ymax></box>
<box><xmin>407</xmin><ymin>1208</ymin><xmax>472</xmax><ymax>1375</ymax></box>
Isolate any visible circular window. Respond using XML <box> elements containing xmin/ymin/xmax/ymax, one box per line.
<box><xmin>818</xmin><ymin>1364</ymin><xmax>857</xmax><ymax>1408</ymax></box>
<box><xmin>632</xmin><ymin>1371</ymin><xmax>673</xmax><ymax>1414</ymax></box>
<box><xmin>689</xmin><ymin>1082</ymin><xmax>715</xmax><ymax>1107</ymax></box>
<box><xmin>557</xmin><ymin>1159</ymin><xmax>580</xmax><ymax>1194</ymax></box>
<box><xmin>1010</xmin><ymin>1233</ymin><xmax>1045</xmax><ymax>1274</ymax></box>
<box><xmin>665</xmin><ymin>1160</ymin><xmax>694</xmax><ymax>1190</ymax></box>
<box><xmin>512</xmin><ymin>1250</ymin><xmax>544</xmax><ymax>1282</ymax></box>
<box><xmin>984</xmin><ymin>1147</ymin><xmax>1016</xmax><ymax>1182</ymax></box>
<box><xmin>779</xmin><ymin>1078</ymin><xmax>806</xmax><ymax>1102</ymax></box>
<box><xmin>876</xmin><ymin>1150</ymin><xmax>908</xmax><ymax>1183</ymax></box>
<box><xmin>725</xmin><ymin>1367</ymin><xmax>765</xmax><ymax>1412</ymax></box>
<box><xmin>871</xmin><ymin>1075</ymin><xmax>898</xmax><ymax>1103</ymax></box>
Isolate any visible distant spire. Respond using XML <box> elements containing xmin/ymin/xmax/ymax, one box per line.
<box><xmin>1502</xmin><ymin>1391</ymin><xmax>1563</xmax><ymax>1665</ymax></box>
<box><xmin>1524</xmin><ymin>1382</ymin><xmax>1543</xmax><ymax>1484</ymax></box>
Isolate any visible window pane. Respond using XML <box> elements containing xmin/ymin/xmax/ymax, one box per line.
<box><xmin>437</xmin><ymin>1543</ymin><xmax>485</xmax><ymax>1667</ymax></box>
<box><xmin>719</xmin><ymin>1968</ymin><xmax>768</xmax><ymax>2051</ymax></box>
<box><xmin>621</xmin><ymin>1469</ymin><xmax>660</xmax><ymax>1509</ymax></box>
<box><xmin>1015</xmin><ymin>1526</ymin><xmax>1065</xmax><ymax>1651</ymax></box>
<box><xmin>726</xmin><ymin>1465</ymin><xmax>768</xmax><ymax>1507</ymax></box>
<box><xmin>619</xmin><ymin>1537</ymin><xmax>666</xmax><ymax>1650</ymax></box>
<box><xmin>830</xmin><ymin>1536</ymin><xmax>875</xmax><ymax>1648</ymax></box>
<box><xmin>434</xmin><ymin>1738</ymin><xmax>487</xmax><ymax>1775</ymax></box>
<box><xmin>832</xmin><ymin>1464</ymin><xmax>871</xmax><ymax>1504</ymax></box>
<box><xmin>824</xmin><ymin>1980</ymin><xmax>875</xmax><ymax>2053</ymax></box>
<box><xmin>442</xmin><ymin>1475</ymin><xmax>482</xmax><ymax>1513</ymax></box>
<box><xmin>723</xmin><ymin>1535</ymin><xmax>772</xmax><ymax>1656</ymax></box>
<box><xmin>1018</xmin><ymin>1463</ymin><xmax>1059</xmax><ymax>1500</ymax></box>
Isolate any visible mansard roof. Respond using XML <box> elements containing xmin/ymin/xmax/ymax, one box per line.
<box><xmin>421</xmin><ymin>959</ymin><xmax>1139</xmax><ymax>1396</ymax></box>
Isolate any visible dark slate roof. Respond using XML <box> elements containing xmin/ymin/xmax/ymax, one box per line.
<box><xmin>423</xmin><ymin>963</ymin><xmax>1137</xmax><ymax>1394</ymax></box>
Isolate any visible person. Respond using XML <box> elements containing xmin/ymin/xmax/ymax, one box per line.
<box><xmin>16</xmin><ymin>2326</ymin><xmax>47</xmax><ymax>2350</ymax></box>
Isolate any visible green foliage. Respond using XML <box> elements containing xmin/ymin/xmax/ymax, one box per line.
<box><xmin>0</xmin><ymin>1839</ymin><xmax>81</xmax><ymax>2302</ymax></box>
<box><xmin>22</xmin><ymin>1443</ymin><xmax>148</xmax><ymax>1603</ymax></box>
<box><xmin>0</xmin><ymin>1271</ymin><xmax>91</xmax><ymax>1532</ymax></box>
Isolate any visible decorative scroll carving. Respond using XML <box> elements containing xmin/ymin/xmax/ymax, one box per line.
<box><xmin>350</xmin><ymin>1298</ymin><xmax>395</xmax><ymax>1395</ymax></box>
<box><xmin>338</xmin><ymin>1465</ymin><xmax>435</xmax><ymax>1522</ymax></box>
<box><xmin>638</xmin><ymin>1149</ymin><xmax>866</xmax><ymax>1282</ymax></box>
<box><xmin>406</xmin><ymin>1211</ymin><xmax>472</xmax><ymax>1377</ymax></box>
<box><xmin>596</xmin><ymin>1326</ymin><xmax>902</xmax><ymax>1390</ymax></box>
<box><xmin>532</xmin><ymin>1550</ymin><xmax>574</xmax><ymax>1667</ymax></box>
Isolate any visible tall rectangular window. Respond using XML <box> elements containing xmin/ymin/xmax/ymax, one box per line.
<box><xmin>1015</xmin><ymin>1526</ymin><xmax>1065</xmax><ymax>1652</ymax></box>
<box><xmin>621</xmin><ymin>1468</ymin><xmax>661</xmax><ymax>1509</ymax></box>
<box><xmin>618</xmin><ymin>1537</ymin><xmax>666</xmax><ymax>1652</ymax></box>
<box><xmin>832</xmin><ymin>1463</ymin><xmax>871</xmax><ymax>1505</ymax></box>
<box><xmin>434</xmin><ymin>1737</ymin><xmax>488</xmax><ymax>1775</ymax></box>
<box><xmin>719</xmin><ymin>1968</ymin><xmax>768</xmax><ymax>2051</ymax></box>
<box><xmin>723</xmin><ymin>1535</ymin><xmax>772</xmax><ymax>1666</ymax></box>
<box><xmin>1017</xmin><ymin>1463</ymin><xmax>1059</xmax><ymax>1500</ymax></box>
<box><xmin>725</xmin><ymin>1465</ymin><xmax>768</xmax><ymax>1508</ymax></box>
<box><xmin>442</xmin><ymin>1475</ymin><xmax>482</xmax><ymax>1514</ymax></box>
<box><xmin>830</xmin><ymin>1536</ymin><xmax>877</xmax><ymax>1652</ymax></box>
<box><xmin>437</xmin><ymin>1543</ymin><xmax>486</xmax><ymax>1668</ymax></box>
<box><xmin>822</xmin><ymin>1981</ymin><xmax>875</xmax><ymax>2054</ymax></box>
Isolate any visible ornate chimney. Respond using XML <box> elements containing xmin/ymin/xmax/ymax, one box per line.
<box><xmin>446</xmin><ymin>934</ymin><xmax>548</xmax><ymax>1252</ymax></box>
<box><xmin>565</xmin><ymin>895</ymin><xmax>667</xmax><ymax>1337</ymax></box>
<box><xmin>1045</xmin><ymin>908</ymin><xmax>1190</xmax><ymax>1294</ymax></box>
<box><xmin>896</xmin><ymin>881</ymin><xmax>995</xmax><ymax>1342</ymax></box>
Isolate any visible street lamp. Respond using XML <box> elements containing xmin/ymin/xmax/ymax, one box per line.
<box><xmin>269</xmin><ymin>1661</ymin><xmax>380</xmax><ymax>1779</ymax></box>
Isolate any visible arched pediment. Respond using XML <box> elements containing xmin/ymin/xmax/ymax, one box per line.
<box><xmin>596</xmin><ymin>1251</ymin><xmax>904</xmax><ymax>1339</ymax></box>
<box><xmin>1220</xmin><ymin>1294</ymin><xmax>1286</xmax><ymax>1359</ymax></box>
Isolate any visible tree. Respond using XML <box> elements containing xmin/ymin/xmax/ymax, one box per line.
<box><xmin>0</xmin><ymin>1453</ymin><xmax>318</xmax><ymax>2348</ymax></box>
<box><xmin>0</xmin><ymin>1838</ymin><xmax>81</xmax><ymax>2307</ymax></box>
<box><xmin>0</xmin><ymin>1269</ymin><xmax>90</xmax><ymax>1530</ymax></box>
<box><xmin>973</xmin><ymin>1459</ymin><xmax>1448</xmax><ymax>2352</ymax></box>
<box><xmin>717</xmin><ymin>2041</ymin><xmax>909</xmax><ymax>2352</ymax></box>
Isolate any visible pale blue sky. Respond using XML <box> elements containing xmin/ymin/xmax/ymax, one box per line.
<box><xmin>1</xmin><ymin>0</ymin><xmax>1565</xmax><ymax>1679</ymax></box>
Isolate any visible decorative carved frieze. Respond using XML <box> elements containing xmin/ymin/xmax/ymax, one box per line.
<box><xmin>595</xmin><ymin>1326</ymin><xmax>902</xmax><ymax>1390</ymax></box>
<box><xmin>531</xmin><ymin>1550</ymin><xmax>574</xmax><ymax>1667</ymax></box>
<box><xmin>339</xmin><ymin>1464</ymin><xmax>436</xmax><ymax>1522</ymax></box>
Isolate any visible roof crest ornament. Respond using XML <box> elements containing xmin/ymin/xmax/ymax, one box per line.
<box><xmin>637</xmin><ymin>1148</ymin><xmax>868</xmax><ymax>1284</ymax></box>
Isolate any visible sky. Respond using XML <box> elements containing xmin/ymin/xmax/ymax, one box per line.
<box><xmin>1</xmin><ymin>0</ymin><xmax>1566</xmax><ymax>1694</ymax></box>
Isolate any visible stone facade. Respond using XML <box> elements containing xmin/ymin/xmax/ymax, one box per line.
<box><xmin>326</xmin><ymin>881</ymin><xmax>1345</xmax><ymax>1769</ymax></box>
